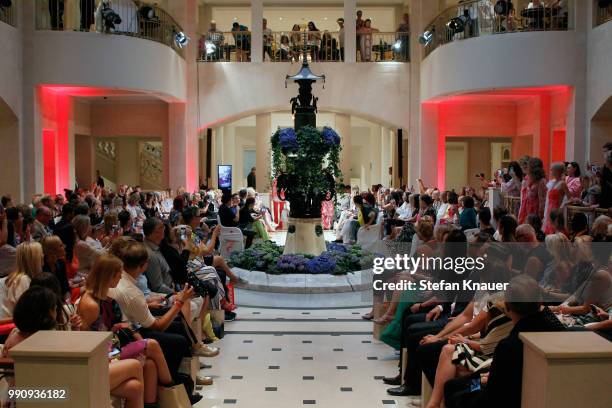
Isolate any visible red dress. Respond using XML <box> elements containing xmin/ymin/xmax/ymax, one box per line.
<box><xmin>543</xmin><ymin>181</ymin><xmax>563</xmax><ymax>235</ymax></box>
<box><xmin>518</xmin><ymin>178</ymin><xmax>547</xmax><ymax>224</ymax></box>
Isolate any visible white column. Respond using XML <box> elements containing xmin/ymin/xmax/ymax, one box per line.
<box><xmin>370</xmin><ymin>125</ymin><xmax>382</xmax><ymax>187</ymax></box>
<box><xmin>255</xmin><ymin>113</ymin><xmax>271</xmax><ymax>192</ymax></box>
<box><xmin>251</xmin><ymin>0</ymin><xmax>264</xmax><ymax>63</ymax></box>
<box><xmin>21</xmin><ymin>0</ymin><xmax>43</xmax><ymax>200</ymax></box>
<box><xmin>408</xmin><ymin>0</ymin><xmax>442</xmax><ymax>187</ymax></box>
<box><xmin>335</xmin><ymin>113</ymin><xmax>352</xmax><ymax>185</ymax></box>
<box><xmin>168</xmin><ymin>0</ymin><xmax>199</xmax><ymax>191</ymax></box>
<box><xmin>381</xmin><ymin>127</ymin><xmax>391</xmax><ymax>187</ymax></box>
<box><xmin>343</xmin><ymin>0</ymin><xmax>357</xmax><ymax>63</ymax></box>
<box><xmin>198</xmin><ymin>135</ymin><xmax>206</xmax><ymax>187</ymax></box>
<box><xmin>211</xmin><ymin>127</ymin><xmax>220</xmax><ymax>189</ymax></box>
<box><xmin>223</xmin><ymin>126</ymin><xmax>238</xmax><ymax>189</ymax></box>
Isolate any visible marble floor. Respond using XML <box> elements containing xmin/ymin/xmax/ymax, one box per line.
<box><xmin>193</xmin><ymin>292</ymin><xmax>419</xmax><ymax>408</ymax></box>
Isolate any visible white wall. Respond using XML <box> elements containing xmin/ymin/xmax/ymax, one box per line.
<box><xmin>0</xmin><ymin>22</ymin><xmax>21</xmax><ymax>119</ymax></box>
<box><xmin>31</xmin><ymin>31</ymin><xmax>187</xmax><ymax>101</ymax></box>
<box><xmin>587</xmin><ymin>19</ymin><xmax>612</xmax><ymax>151</ymax></box>
<box><xmin>420</xmin><ymin>31</ymin><xmax>583</xmax><ymax>101</ymax></box>
<box><xmin>198</xmin><ymin>62</ymin><xmax>410</xmax><ymax>130</ymax></box>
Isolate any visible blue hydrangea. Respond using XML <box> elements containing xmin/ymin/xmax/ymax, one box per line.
<box><xmin>306</xmin><ymin>256</ymin><xmax>337</xmax><ymax>274</ymax></box>
<box><xmin>279</xmin><ymin>128</ymin><xmax>299</xmax><ymax>152</ymax></box>
<box><xmin>326</xmin><ymin>242</ymin><xmax>348</xmax><ymax>253</ymax></box>
<box><xmin>321</xmin><ymin>127</ymin><xmax>341</xmax><ymax>146</ymax></box>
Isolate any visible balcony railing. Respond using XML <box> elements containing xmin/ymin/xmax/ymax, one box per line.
<box><xmin>197</xmin><ymin>30</ymin><xmax>410</xmax><ymax>63</ymax></box>
<box><xmin>35</xmin><ymin>0</ymin><xmax>185</xmax><ymax>57</ymax></box>
<box><xmin>422</xmin><ymin>0</ymin><xmax>573</xmax><ymax>58</ymax></box>
<box><xmin>595</xmin><ymin>0</ymin><xmax>612</xmax><ymax>26</ymax></box>
<box><xmin>0</xmin><ymin>0</ymin><xmax>16</xmax><ymax>27</ymax></box>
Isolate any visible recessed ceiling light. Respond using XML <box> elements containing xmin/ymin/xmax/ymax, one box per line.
<box><xmin>279</xmin><ymin>17</ymin><xmax>282</xmax><ymax>20</ymax></box>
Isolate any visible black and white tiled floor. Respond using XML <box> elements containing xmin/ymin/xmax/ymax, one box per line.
<box><xmin>194</xmin><ymin>304</ymin><xmax>419</xmax><ymax>408</ymax></box>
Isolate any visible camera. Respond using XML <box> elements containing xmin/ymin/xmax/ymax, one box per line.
<box><xmin>186</xmin><ymin>272</ymin><xmax>219</xmax><ymax>299</ymax></box>
<box><xmin>179</xmin><ymin>226</ymin><xmax>188</xmax><ymax>241</ymax></box>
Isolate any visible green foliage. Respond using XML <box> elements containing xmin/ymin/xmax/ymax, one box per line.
<box><xmin>271</xmin><ymin>125</ymin><xmax>342</xmax><ymax>201</ymax></box>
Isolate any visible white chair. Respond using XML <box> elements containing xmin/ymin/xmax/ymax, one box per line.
<box><xmin>217</xmin><ymin>216</ymin><xmax>245</xmax><ymax>258</ymax></box>
<box><xmin>357</xmin><ymin>212</ymin><xmax>384</xmax><ymax>252</ymax></box>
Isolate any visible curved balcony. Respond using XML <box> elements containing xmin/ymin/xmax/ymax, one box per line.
<box><xmin>0</xmin><ymin>0</ymin><xmax>16</xmax><ymax>27</ymax></box>
<box><xmin>35</xmin><ymin>0</ymin><xmax>185</xmax><ymax>57</ymax></box>
<box><xmin>197</xmin><ymin>31</ymin><xmax>410</xmax><ymax>63</ymax></box>
<box><xmin>595</xmin><ymin>0</ymin><xmax>612</xmax><ymax>27</ymax></box>
<box><xmin>421</xmin><ymin>0</ymin><xmax>573</xmax><ymax>59</ymax></box>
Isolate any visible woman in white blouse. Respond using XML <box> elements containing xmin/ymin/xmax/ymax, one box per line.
<box><xmin>0</xmin><ymin>241</ymin><xmax>43</xmax><ymax>320</ymax></box>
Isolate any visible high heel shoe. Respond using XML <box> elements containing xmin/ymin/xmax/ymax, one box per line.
<box><xmin>373</xmin><ymin>314</ymin><xmax>394</xmax><ymax>324</ymax></box>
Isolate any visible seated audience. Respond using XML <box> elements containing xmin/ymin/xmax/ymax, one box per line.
<box><xmin>0</xmin><ymin>241</ymin><xmax>43</xmax><ymax>320</ymax></box>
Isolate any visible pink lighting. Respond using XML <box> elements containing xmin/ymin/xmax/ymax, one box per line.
<box><xmin>424</xmin><ymin>86</ymin><xmax>572</xmax><ymax>189</ymax></box>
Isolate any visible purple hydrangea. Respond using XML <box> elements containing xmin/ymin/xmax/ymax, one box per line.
<box><xmin>326</xmin><ymin>242</ymin><xmax>348</xmax><ymax>253</ymax></box>
<box><xmin>279</xmin><ymin>128</ymin><xmax>299</xmax><ymax>152</ymax></box>
<box><xmin>276</xmin><ymin>254</ymin><xmax>309</xmax><ymax>273</ymax></box>
<box><xmin>321</xmin><ymin>127</ymin><xmax>341</xmax><ymax>146</ymax></box>
<box><xmin>306</xmin><ymin>256</ymin><xmax>337</xmax><ymax>274</ymax></box>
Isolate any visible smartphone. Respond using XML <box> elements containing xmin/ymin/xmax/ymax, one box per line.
<box><xmin>469</xmin><ymin>377</ymin><xmax>481</xmax><ymax>392</ymax></box>
<box><xmin>179</xmin><ymin>226</ymin><xmax>188</xmax><ymax>241</ymax></box>
<box><xmin>108</xmin><ymin>348</ymin><xmax>121</xmax><ymax>359</ymax></box>
<box><xmin>164</xmin><ymin>293</ymin><xmax>173</xmax><ymax>300</ymax></box>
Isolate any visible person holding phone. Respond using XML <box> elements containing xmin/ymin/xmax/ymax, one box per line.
<box><xmin>108</xmin><ymin>238</ymin><xmax>204</xmax><ymax>404</ymax></box>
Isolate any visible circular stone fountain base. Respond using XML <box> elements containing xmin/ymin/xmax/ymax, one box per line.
<box><xmin>232</xmin><ymin>267</ymin><xmax>374</xmax><ymax>294</ymax></box>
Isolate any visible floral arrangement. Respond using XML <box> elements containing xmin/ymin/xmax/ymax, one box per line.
<box><xmin>271</xmin><ymin>125</ymin><xmax>342</xmax><ymax>218</ymax></box>
<box><xmin>228</xmin><ymin>241</ymin><xmax>374</xmax><ymax>275</ymax></box>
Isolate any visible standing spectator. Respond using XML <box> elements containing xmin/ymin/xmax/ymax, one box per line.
<box><xmin>565</xmin><ymin>161</ymin><xmax>582</xmax><ymax>200</ymax></box>
<box><xmin>290</xmin><ymin>24</ymin><xmax>303</xmax><ymax>59</ymax></box>
<box><xmin>306</xmin><ymin>21</ymin><xmax>321</xmax><ymax>61</ymax></box>
<box><xmin>262</xmin><ymin>18</ymin><xmax>273</xmax><ymax>61</ymax></box>
<box><xmin>358</xmin><ymin>19</ymin><xmax>379</xmax><ymax>62</ymax></box>
<box><xmin>518</xmin><ymin>157</ymin><xmax>547</xmax><ymax>224</ymax></box>
<box><xmin>95</xmin><ymin>170</ymin><xmax>105</xmax><ymax>188</ymax></box>
<box><xmin>543</xmin><ymin>162</ymin><xmax>569</xmax><ymax>235</ymax></box>
<box><xmin>278</xmin><ymin>35</ymin><xmax>293</xmax><ymax>61</ymax></box>
<box><xmin>247</xmin><ymin>167</ymin><xmax>256</xmax><ymax>189</ymax></box>
<box><xmin>337</xmin><ymin>18</ymin><xmax>345</xmax><ymax>60</ymax></box>
<box><xmin>356</xmin><ymin>9</ymin><xmax>365</xmax><ymax>58</ymax></box>
<box><xmin>204</xmin><ymin>20</ymin><xmax>225</xmax><ymax>61</ymax></box>
<box><xmin>319</xmin><ymin>31</ymin><xmax>338</xmax><ymax>61</ymax></box>
<box><xmin>231</xmin><ymin>22</ymin><xmax>250</xmax><ymax>62</ymax></box>
<box><xmin>396</xmin><ymin>13</ymin><xmax>410</xmax><ymax>61</ymax></box>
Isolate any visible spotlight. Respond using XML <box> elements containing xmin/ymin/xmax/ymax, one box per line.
<box><xmin>174</xmin><ymin>30</ymin><xmax>190</xmax><ymax>48</ymax></box>
<box><xmin>205</xmin><ymin>40</ymin><xmax>216</xmax><ymax>55</ymax></box>
<box><xmin>393</xmin><ymin>39</ymin><xmax>402</xmax><ymax>50</ymax></box>
<box><xmin>446</xmin><ymin>15</ymin><xmax>467</xmax><ymax>34</ymax></box>
<box><xmin>101</xmin><ymin>3</ymin><xmax>121</xmax><ymax>31</ymax></box>
<box><xmin>494</xmin><ymin>0</ymin><xmax>510</xmax><ymax>15</ymax></box>
<box><xmin>139</xmin><ymin>5</ymin><xmax>155</xmax><ymax>20</ymax></box>
<box><xmin>419</xmin><ymin>29</ymin><xmax>434</xmax><ymax>46</ymax></box>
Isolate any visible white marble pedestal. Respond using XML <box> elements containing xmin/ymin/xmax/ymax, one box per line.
<box><xmin>283</xmin><ymin>217</ymin><xmax>326</xmax><ymax>256</ymax></box>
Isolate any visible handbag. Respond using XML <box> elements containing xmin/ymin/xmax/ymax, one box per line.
<box><xmin>157</xmin><ymin>384</ymin><xmax>191</xmax><ymax>408</ymax></box>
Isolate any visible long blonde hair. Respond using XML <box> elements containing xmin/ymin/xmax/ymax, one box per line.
<box><xmin>86</xmin><ymin>254</ymin><xmax>123</xmax><ymax>300</ymax></box>
<box><xmin>8</xmin><ymin>241</ymin><xmax>43</xmax><ymax>288</ymax></box>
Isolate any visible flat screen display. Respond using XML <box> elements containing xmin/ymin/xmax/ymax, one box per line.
<box><xmin>218</xmin><ymin>165</ymin><xmax>232</xmax><ymax>190</ymax></box>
